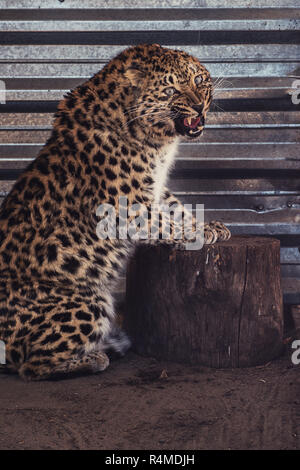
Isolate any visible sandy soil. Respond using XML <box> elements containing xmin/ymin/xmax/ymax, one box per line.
<box><xmin>0</xmin><ymin>345</ymin><xmax>299</xmax><ymax>450</ymax></box>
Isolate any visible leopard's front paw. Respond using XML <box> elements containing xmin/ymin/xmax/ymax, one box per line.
<box><xmin>208</xmin><ymin>221</ymin><xmax>231</xmax><ymax>242</ymax></box>
<box><xmin>204</xmin><ymin>224</ymin><xmax>218</xmax><ymax>245</ymax></box>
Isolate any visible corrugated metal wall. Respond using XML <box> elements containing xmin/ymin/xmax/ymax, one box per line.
<box><xmin>0</xmin><ymin>0</ymin><xmax>300</xmax><ymax>303</ymax></box>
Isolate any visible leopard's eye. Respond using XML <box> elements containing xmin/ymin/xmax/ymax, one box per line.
<box><xmin>164</xmin><ymin>87</ymin><xmax>177</xmax><ymax>97</ymax></box>
<box><xmin>195</xmin><ymin>75</ymin><xmax>203</xmax><ymax>86</ymax></box>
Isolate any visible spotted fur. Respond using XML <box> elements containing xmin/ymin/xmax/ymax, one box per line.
<box><xmin>0</xmin><ymin>44</ymin><xmax>230</xmax><ymax>381</ymax></box>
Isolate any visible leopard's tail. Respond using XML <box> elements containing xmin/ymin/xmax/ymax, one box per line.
<box><xmin>102</xmin><ymin>326</ymin><xmax>131</xmax><ymax>357</ymax></box>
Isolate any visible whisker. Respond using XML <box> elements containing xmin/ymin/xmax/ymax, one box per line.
<box><xmin>212</xmin><ymin>101</ymin><xmax>226</xmax><ymax>113</ymax></box>
<box><xmin>212</xmin><ymin>76</ymin><xmax>223</xmax><ymax>89</ymax></box>
<box><xmin>213</xmin><ymin>78</ymin><xmax>226</xmax><ymax>90</ymax></box>
<box><xmin>123</xmin><ymin>103</ymin><xmax>166</xmax><ymax>117</ymax></box>
<box><xmin>122</xmin><ymin>109</ymin><xmax>171</xmax><ymax>129</ymax></box>
<box><xmin>212</xmin><ymin>78</ymin><xmax>234</xmax><ymax>92</ymax></box>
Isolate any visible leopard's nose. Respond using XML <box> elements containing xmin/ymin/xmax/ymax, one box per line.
<box><xmin>192</xmin><ymin>105</ymin><xmax>205</xmax><ymax>126</ymax></box>
<box><xmin>192</xmin><ymin>104</ymin><xmax>204</xmax><ymax>115</ymax></box>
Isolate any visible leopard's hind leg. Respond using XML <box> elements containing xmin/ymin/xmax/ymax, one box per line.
<box><xmin>10</xmin><ymin>287</ymin><xmax>127</xmax><ymax>381</ymax></box>
<box><xmin>19</xmin><ymin>348</ymin><xmax>109</xmax><ymax>381</ymax></box>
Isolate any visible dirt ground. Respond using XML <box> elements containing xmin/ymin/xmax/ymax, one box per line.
<box><xmin>0</xmin><ymin>344</ymin><xmax>299</xmax><ymax>450</ymax></box>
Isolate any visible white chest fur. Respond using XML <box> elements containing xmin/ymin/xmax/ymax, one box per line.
<box><xmin>152</xmin><ymin>138</ymin><xmax>179</xmax><ymax>203</ymax></box>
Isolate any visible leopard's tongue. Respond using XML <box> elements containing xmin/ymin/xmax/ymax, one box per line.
<box><xmin>183</xmin><ymin>116</ymin><xmax>201</xmax><ymax>129</ymax></box>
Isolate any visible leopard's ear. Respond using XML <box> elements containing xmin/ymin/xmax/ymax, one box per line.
<box><xmin>124</xmin><ymin>67</ymin><xmax>145</xmax><ymax>87</ymax></box>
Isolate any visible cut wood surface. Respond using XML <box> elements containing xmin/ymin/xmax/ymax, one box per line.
<box><xmin>125</xmin><ymin>236</ymin><xmax>284</xmax><ymax>368</ymax></box>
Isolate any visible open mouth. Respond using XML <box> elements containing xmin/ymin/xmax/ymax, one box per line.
<box><xmin>173</xmin><ymin>114</ymin><xmax>204</xmax><ymax>138</ymax></box>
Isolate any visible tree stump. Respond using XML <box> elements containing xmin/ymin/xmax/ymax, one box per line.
<box><xmin>125</xmin><ymin>236</ymin><xmax>283</xmax><ymax>368</ymax></box>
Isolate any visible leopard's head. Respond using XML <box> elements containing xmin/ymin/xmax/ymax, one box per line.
<box><xmin>119</xmin><ymin>44</ymin><xmax>213</xmax><ymax>142</ymax></box>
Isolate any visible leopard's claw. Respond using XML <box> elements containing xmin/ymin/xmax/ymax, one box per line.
<box><xmin>208</xmin><ymin>221</ymin><xmax>231</xmax><ymax>242</ymax></box>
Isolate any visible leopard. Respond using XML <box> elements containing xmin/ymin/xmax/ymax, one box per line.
<box><xmin>0</xmin><ymin>44</ymin><xmax>231</xmax><ymax>381</ymax></box>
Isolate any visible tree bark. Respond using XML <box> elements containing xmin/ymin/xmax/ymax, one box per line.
<box><xmin>125</xmin><ymin>236</ymin><xmax>283</xmax><ymax>368</ymax></box>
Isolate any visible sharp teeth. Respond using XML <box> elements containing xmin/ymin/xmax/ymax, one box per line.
<box><xmin>187</xmin><ymin>117</ymin><xmax>192</xmax><ymax>126</ymax></box>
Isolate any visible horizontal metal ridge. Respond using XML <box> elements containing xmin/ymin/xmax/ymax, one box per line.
<box><xmin>0</xmin><ymin>128</ymin><xmax>298</xmax><ymax>144</ymax></box>
<box><xmin>1</xmin><ymin>8</ymin><xmax>300</xmax><ymax>21</ymax></box>
<box><xmin>1</xmin><ymin>98</ymin><xmax>298</xmax><ymax>113</ymax></box>
<box><xmin>3</xmin><ymin>1</ymin><xmax>300</xmax><ymax>9</ymax></box>
<box><xmin>0</xmin><ymin>159</ymin><xmax>298</xmax><ymax>171</ymax></box>
<box><xmin>1</xmin><ymin>123</ymin><xmax>299</xmax><ymax>131</ymax></box>
<box><xmin>1</xmin><ymin>62</ymin><xmax>299</xmax><ymax>78</ymax></box>
<box><xmin>1</xmin><ymin>84</ymin><xmax>299</xmax><ymax>102</ymax></box>
<box><xmin>3</xmin><ymin>89</ymin><xmax>296</xmax><ymax>102</ymax></box>
<box><xmin>0</xmin><ymin>143</ymin><xmax>299</xmax><ymax>158</ymax></box>
<box><xmin>1</xmin><ymin>45</ymin><xmax>299</xmax><ymax>62</ymax></box>
<box><xmin>2</xmin><ymin>77</ymin><xmax>296</xmax><ymax>89</ymax></box>
<box><xmin>1</xmin><ymin>22</ymin><xmax>299</xmax><ymax>34</ymax></box>
<box><xmin>1</xmin><ymin>31</ymin><xmax>300</xmax><ymax>46</ymax></box>
<box><xmin>0</xmin><ymin>6</ymin><xmax>300</xmax><ymax>33</ymax></box>
<box><xmin>1</xmin><ymin>112</ymin><xmax>299</xmax><ymax>129</ymax></box>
